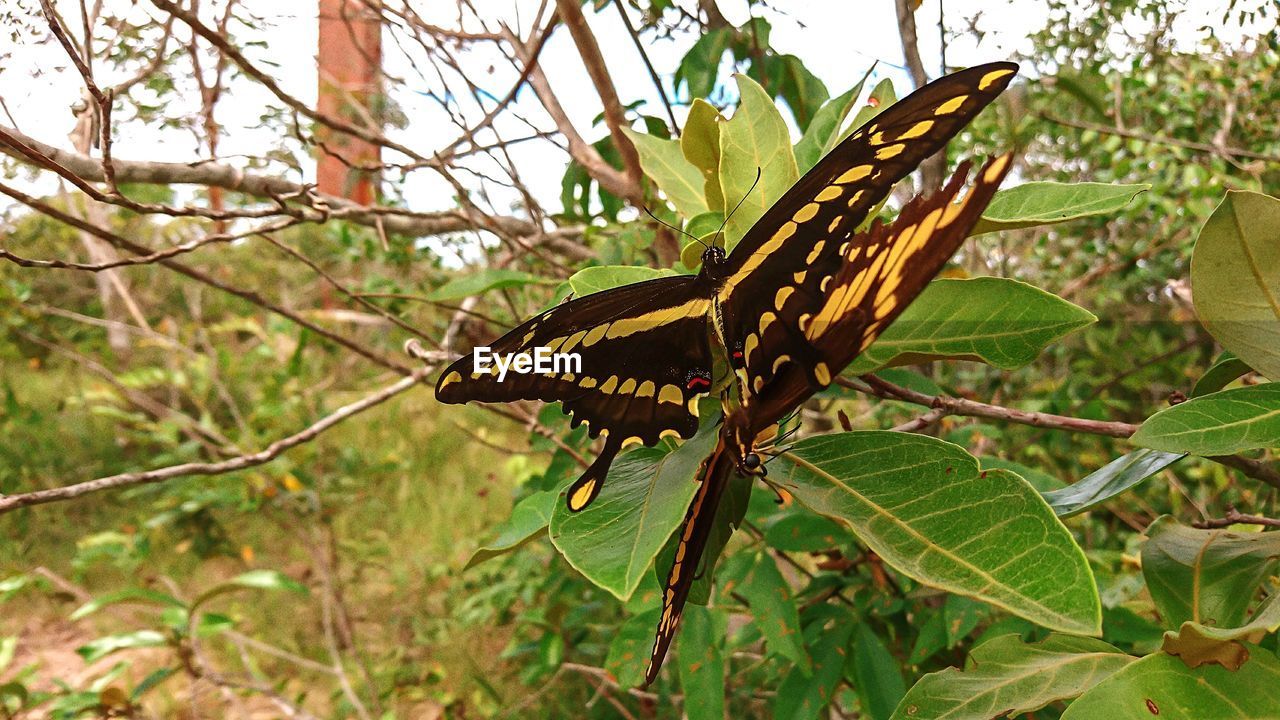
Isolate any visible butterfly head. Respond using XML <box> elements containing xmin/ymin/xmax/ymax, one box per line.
<box><xmin>699</xmin><ymin>244</ymin><xmax>728</xmax><ymax>280</ymax></box>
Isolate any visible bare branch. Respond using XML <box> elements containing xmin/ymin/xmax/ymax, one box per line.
<box><xmin>0</xmin><ymin>367</ymin><xmax>433</xmax><ymax>515</ymax></box>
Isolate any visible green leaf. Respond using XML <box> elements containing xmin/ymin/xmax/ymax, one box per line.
<box><xmin>1191</xmin><ymin>191</ymin><xmax>1280</xmax><ymax>380</ymax></box>
<box><xmin>427</xmin><ymin>269</ymin><xmax>549</xmax><ymax>301</ymax></box>
<box><xmin>1130</xmin><ymin>383</ymin><xmax>1280</xmax><ymax>455</ymax></box>
<box><xmin>1042</xmin><ymin>449</ymin><xmax>1184</xmax><ymax>517</ymax></box>
<box><xmin>70</xmin><ymin>589</ymin><xmax>185</xmax><ymax>621</ymax></box>
<box><xmin>549</xmin><ymin>417</ymin><xmax>719</xmax><ymax>600</ymax></box>
<box><xmin>773</xmin><ymin>54</ymin><xmax>829</xmax><ymax>132</ymax></box>
<box><xmin>970</xmin><ymin>182</ymin><xmax>1150</xmax><ymax>235</ymax></box>
<box><xmin>775</xmin><ymin>608</ymin><xmax>856</xmax><ymax>720</ymax></box>
<box><xmin>1161</xmin><ymin>594</ymin><xmax>1280</xmax><ymax>669</ymax></box>
<box><xmin>980</xmin><ymin>457</ymin><xmax>1065</xmax><ymax>493</ymax></box>
<box><xmin>567</xmin><ymin>265</ymin><xmax>676</xmax><ymax>297</ymax></box>
<box><xmin>76</xmin><ymin>631</ymin><xmax>168</xmax><ymax>663</ymax></box>
<box><xmin>890</xmin><ymin>634</ymin><xmax>1135</xmax><ymax>720</ymax></box>
<box><xmin>682</xmin><ymin>99</ymin><xmax>725</xmax><ymax>213</ymax></box>
<box><xmin>194</xmin><ymin>570</ymin><xmax>308</xmax><ymax>608</ymax></box>
<box><xmin>605</xmin><ymin>610</ymin><xmax>660</xmax><ymax>689</ymax></box>
<box><xmin>852</xmin><ymin>624</ymin><xmax>905</xmax><ymax>720</ymax></box>
<box><xmin>719</xmin><ymin>74</ymin><xmax>799</xmax><ymax>247</ymax></box>
<box><xmin>1191</xmin><ymin>351</ymin><xmax>1254</xmax><ymax>398</ymax></box>
<box><xmin>763</xmin><ymin>511</ymin><xmax>856</xmax><ymax>551</ymax></box>
<box><xmin>676</xmin><ymin>28</ymin><xmax>730</xmax><ymax>99</ymax></box>
<box><xmin>1060</xmin><ymin>649</ymin><xmax>1280</xmax><ymax>719</ymax></box>
<box><xmin>624</xmin><ymin>128</ymin><xmax>711</xmax><ymax>219</ymax></box>
<box><xmin>464</xmin><ymin>490</ymin><xmax>557</xmax><ymax>570</ymax></box>
<box><xmin>1141</xmin><ymin>515</ymin><xmax>1280</xmax><ymax>630</ymax></box>
<box><xmin>736</xmin><ymin>551</ymin><xmax>809</xmax><ymax>671</ymax></box>
<box><xmin>773</xmin><ymin>432</ymin><xmax>1100</xmax><ymax>634</ymax></box>
<box><xmin>847</xmin><ymin>278</ymin><xmax>1096</xmax><ymax>374</ymax></box>
<box><xmin>794</xmin><ymin>69</ymin><xmax>871</xmax><ymax>173</ymax></box>
<box><xmin>677</xmin><ymin>606</ymin><xmax>726</xmax><ymax>720</ymax></box>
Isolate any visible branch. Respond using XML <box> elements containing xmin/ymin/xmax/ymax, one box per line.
<box><xmin>845</xmin><ymin>374</ymin><xmax>1280</xmax><ymax>491</ymax></box>
<box><xmin>1194</xmin><ymin>507</ymin><xmax>1280</xmax><ymax>530</ymax></box>
<box><xmin>555</xmin><ymin>0</ymin><xmax>643</xmax><ymax>194</ymax></box>
<box><xmin>0</xmin><ymin>123</ymin><xmax>591</xmax><ymax>252</ymax></box>
<box><xmin>0</xmin><ymin>366</ymin><xmax>433</xmax><ymax>515</ymax></box>
<box><xmin>893</xmin><ymin>0</ymin><xmax>943</xmax><ymax>190</ymax></box>
<box><xmin>1039</xmin><ymin>112</ymin><xmax>1280</xmax><ymax>164</ymax></box>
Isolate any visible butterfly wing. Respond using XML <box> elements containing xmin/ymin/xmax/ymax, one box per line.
<box><xmin>645</xmin><ymin>431</ymin><xmax>735</xmax><ymax>686</ymax></box>
<box><xmin>744</xmin><ymin>154</ymin><xmax>1015</xmax><ymax>435</ymax></box>
<box><xmin>716</xmin><ymin>62</ymin><xmax>1018</xmax><ymax>398</ymax></box>
<box><xmin>436</xmin><ymin>275</ymin><xmax>717</xmax><ymax>510</ymax></box>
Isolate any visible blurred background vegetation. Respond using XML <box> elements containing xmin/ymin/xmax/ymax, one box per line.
<box><xmin>1</xmin><ymin>0</ymin><xmax>1278</xmax><ymax>717</ymax></box>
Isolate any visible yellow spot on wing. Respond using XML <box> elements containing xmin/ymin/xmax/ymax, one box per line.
<box><xmin>814</xmin><ymin>362</ymin><xmax>831</xmax><ymax>386</ymax></box>
<box><xmin>724</xmin><ymin>222</ymin><xmax>796</xmax><ymax>288</ymax></box>
<box><xmin>793</xmin><ymin>202</ymin><xmax>820</xmax><ymax>223</ymax></box>
<box><xmin>744</xmin><ymin>333</ymin><xmax>759</xmax><ymax>362</ymax></box>
<box><xmin>814</xmin><ymin>185</ymin><xmax>843</xmax><ymax>202</ymax></box>
<box><xmin>934</xmin><ymin>95</ymin><xmax>968</xmax><ymax>115</ymax></box>
<box><xmin>775</xmin><ymin>286</ymin><xmax>796</xmax><ymax>310</ymax></box>
<box><xmin>580</xmin><ymin>376</ymin><xmax>598</xmax><ymax>389</ymax></box>
<box><xmin>846</xmin><ymin>189</ymin><xmax>865</xmax><ymax>207</ymax></box>
<box><xmin>622</xmin><ymin>435</ymin><xmax>644</xmax><ymax>448</ymax></box>
<box><xmin>619</xmin><ymin>378</ymin><xmax>637</xmax><ymax>395</ymax></box>
<box><xmin>658</xmin><ymin>384</ymin><xmax>683</xmax><ymax>405</ymax></box>
<box><xmin>836</xmin><ymin>165</ymin><xmax>873</xmax><ymax>184</ymax></box>
<box><xmin>793</xmin><ymin>270</ymin><xmax>807</xmax><ymax>283</ymax></box>
<box><xmin>899</xmin><ymin>120</ymin><xmax>935</xmax><ymax>140</ymax></box>
<box><xmin>583</xmin><ymin>323</ymin><xmax>609</xmax><ymax>347</ymax></box>
<box><xmin>806</xmin><ymin>240</ymin><xmax>826</xmax><ymax>264</ymax></box>
<box><xmin>984</xmin><ymin>153</ymin><xmax>1012</xmax><ymax>182</ymax></box>
<box><xmin>772</xmin><ymin>355</ymin><xmax>791</xmax><ymax>373</ymax></box>
<box><xmin>875</xmin><ymin>143</ymin><xmax>905</xmax><ymax>160</ymax></box>
<box><xmin>439</xmin><ymin>371</ymin><xmax>461</xmax><ymax>389</ymax></box>
<box><xmin>979</xmin><ymin>68</ymin><xmax>1014</xmax><ymax>90</ymax></box>
<box><xmin>600</xmin><ymin>376</ymin><xmax>619</xmax><ymax>393</ymax></box>
<box><xmin>760</xmin><ymin>311</ymin><xmax>777</xmax><ymax>333</ymax></box>
<box><xmin>569</xmin><ymin>480</ymin><xmax>597</xmax><ymax>511</ymax></box>
<box><xmin>560</xmin><ymin>329</ymin><xmax>588</xmax><ymax>354</ymax></box>
<box><xmin>637</xmin><ymin>380</ymin><xmax>655</xmax><ymax>398</ymax></box>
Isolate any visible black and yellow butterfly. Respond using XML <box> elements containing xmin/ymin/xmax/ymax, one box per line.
<box><xmin>646</xmin><ymin>153</ymin><xmax>1013</xmax><ymax>684</ymax></box>
<box><xmin>436</xmin><ymin>62</ymin><xmax>1019</xmax><ymax>514</ymax></box>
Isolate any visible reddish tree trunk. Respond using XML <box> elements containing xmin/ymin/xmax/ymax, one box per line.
<box><xmin>317</xmin><ymin>0</ymin><xmax>381</xmax><ymax>204</ymax></box>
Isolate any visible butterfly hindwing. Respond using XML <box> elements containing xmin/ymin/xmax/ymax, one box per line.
<box><xmin>716</xmin><ymin>62</ymin><xmax>1018</xmax><ymax>399</ymax></box>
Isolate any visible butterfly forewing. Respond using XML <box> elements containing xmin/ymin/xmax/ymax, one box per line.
<box><xmin>717</xmin><ymin>62</ymin><xmax>1018</xmax><ymax>398</ymax></box>
<box><xmin>436</xmin><ymin>274</ymin><xmax>717</xmax><ymax>510</ymax></box>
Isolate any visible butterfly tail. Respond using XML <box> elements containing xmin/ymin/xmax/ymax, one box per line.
<box><xmin>565</xmin><ymin>435</ymin><xmax>622</xmax><ymax>512</ymax></box>
<box><xmin>645</xmin><ymin>436</ymin><xmax>735</xmax><ymax>685</ymax></box>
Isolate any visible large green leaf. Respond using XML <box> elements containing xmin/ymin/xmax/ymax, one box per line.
<box><xmin>1130</xmin><ymin>383</ymin><xmax>1280</xmax><ymax>455</ymax></box>
<box><xmin>549</xmin><ymin>419</ymin><xmax>718</xmax><ymax>600</ymax></box>
<box><xmin>890</xmin><ymin>634</ymin><xmax>1135</xmax><ymax>720</ymax></box>
<box><xmin>1060</xmin><ymin>649</ymin><xmax>1280</xmax><ymax>719</ymax></box>
<box><xmin>793</xmin><ymin>70</ymin><xmax>871</xmax><ymax>173</ymax></box>
<box><xmin>681</xmin><ymin>99</ymin><xmax>725</xmax><ymax>213</ymax></box>
<box><xmin>847</xmin><ymin>278</ymin><xmax>1096</xmax><ymax>374</ymax></box>
<box><xmin>677</xmin><ymin>606</ymin><xmax>726</xmax><ymax>720</ymax></box>
<box><xmin>852</xmin><ymin>624</ymin><xmax>906</xmax><ymax>720</ymax></box>
<box><xmin>772</xmin><ymin>54</ymin><xmax>829</xmax><ymax>132</ymax></box>
<box><xmin>736</xmin><ymin>550</ymin><xmax>809</xmax><ymax>671</ymax></box>
<box><xmin>970</xmin><ymin>182</ymin><xmax>1150</xmax><ymax>235</ymax></box>
<box><xmin>464</xmin><ymin>490</ymin><xmax>557</xmax><ymax>570</ymax></box>
<box><xmin>1141</xmin><ymin>515</ymin><xmax>1280</xmax><ymax>630</ymax></box>
<box><xmin>427</xmin><ymin>269</ymin><xmax>549</xmax><ymax>301</ymax></box>
<box><xmin>719</xmin><ymin>73</ymin><xmax>799</xmax><ymax>247</ymax></box>
<box><xmin>567</xmin><ymin>265</ymin><xmax>677</xmax><ymax>297</ymax></box>
<box><xmin>1042</xmin><ymin>449</ymin><xmax>1184</xmax><ymax>517</ymax></box>
<box><xmin>1191</xmin><ymin>351</ymin><xmax>1254</xmax><ymax>398</ymax></box>
<box><xmin>1191</xmin><ymin>191</ymin><xmax>1280</xmax><ymax>380</ymax></box>
<box><xmin>772</xmin><ymin>432</ymin><xmax>1100</xmax><ymax>634</ymax></box>
<box><xmin>623</xmin><ymin>128</ymin><xmax>710</xmax><ymax>219</ymax></box>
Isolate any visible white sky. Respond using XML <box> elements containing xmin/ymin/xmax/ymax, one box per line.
<box><xmin>0</xmin><ymin>0</ymin><xmax>1268</xmax><ymax>236</ymax></box>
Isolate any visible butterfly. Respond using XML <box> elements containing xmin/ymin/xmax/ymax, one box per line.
<box><xmin>435</xmin><ymin>61</ymin><xmax>1019</xmax><ymax>513</ymax></box>
<box><xmin>645</xmin><ymin>152</ymin><xmax>1014</xmax><ymax>684</ymax></box>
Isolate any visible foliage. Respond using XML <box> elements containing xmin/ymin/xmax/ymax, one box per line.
<box><xmin>1</xmin><ymin>0</ymin><xmax>1278</xmax><ymax>718</ymax></box>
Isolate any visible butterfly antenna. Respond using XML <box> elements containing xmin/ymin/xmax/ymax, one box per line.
<box><xmin>643</xmin><ymin>204</ymin><xmax>706</xmax><ymax>250</ymax></box>
<box><xmin>714</xmin><ymin>167</ymin><xmax>762</xmax><ymax>248</ymax></box>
